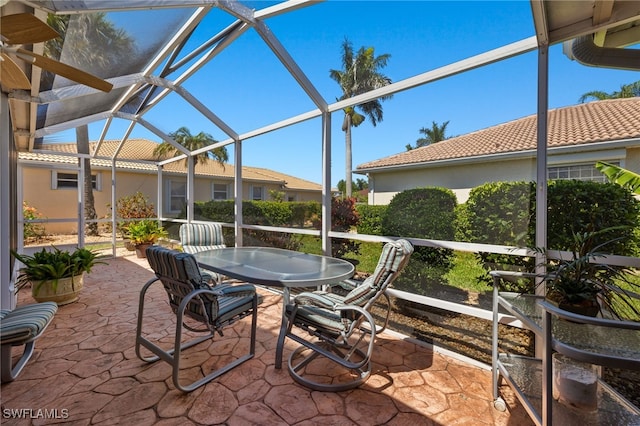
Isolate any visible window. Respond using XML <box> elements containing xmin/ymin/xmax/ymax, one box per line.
<box><xmin>167</xmin><ymin>179</ymin><xmax>186</xmax><ymax>213</ymax></box>
<box><xmin>251</xmin><ymin>186</ymin><xmax>264</xmax><ymax>201</ymax></box>
<box><xmin>547</xmin><ymin>162</ymin><xmax>619</xmax><ymax>183</ymax></box>
<box><xmin>213</xmin><ymin>183</ymin><xmax>230</xmax><ymax>200</ymax></box>
<box><xmin>52</xmin><ymin>171</ymin><xmax>101</xmax><ymax>190</ymax></box>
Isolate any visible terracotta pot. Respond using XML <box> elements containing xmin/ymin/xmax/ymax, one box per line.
<box><xmin>135</xmin><ymin>244</ymin><xmax>152</xmax><ymax>258</ymax></box>
<box><xmin>548</xmin><ymin>297</ymin><xmax>600</xmax><ymax>317</ymax></box>
<box><xmin>124</xmin><ymin>239</ymin><xmax>136</xmax><ymax>251</ymax></box>
<box><xmin>32</xmin><ymin>274</ymin><xmax>84</xmax><ymax>305</ymax></box>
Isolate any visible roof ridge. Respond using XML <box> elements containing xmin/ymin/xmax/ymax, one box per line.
<box><xmin>358</xmin><ymin>98</ymin><xmax>640</xmax><ymax>170</ymax></box>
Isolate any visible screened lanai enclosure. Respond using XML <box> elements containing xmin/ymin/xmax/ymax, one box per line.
<box><xmin>2</xmin><ymin>0</ymin><xmax>640</xmax><ymax>377</ymax></box>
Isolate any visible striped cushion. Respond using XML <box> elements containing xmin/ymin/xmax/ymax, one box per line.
<box><xmin>146</xmin><ymin>246</ymin><xmax>255</xmax><ymax>326</ymax></box>
<box><xmin>0</xmin><ymin>302</ymin><xmax>58</xmax><ymax>345</ymax></box>
<box><xmin>180</xmin><ymin>223</ymin><xmax>226</xmax><ymax>254</ymax></box>
<box><xmin>343</xmin><ymin>239</ymin><xmax>413</xmax><ymax>306</ymax></box>
<box><xmin>146</xmin><ymin>246</ymin><xmax>206</xmax><ymax>287</ymax></box>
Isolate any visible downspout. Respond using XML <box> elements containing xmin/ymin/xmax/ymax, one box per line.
<box><xmin>566</xmin><ymin>34</ymin><xmax>640</xmax><ymax>70</ymax></box>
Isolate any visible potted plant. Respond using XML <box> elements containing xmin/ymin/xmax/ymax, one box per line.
<box><xmin>539</xmin><ymin>226</ymin><xmax>640</xmax><ymax>320</ymax></box>
<box><xmin>125</xmin><ymin>219</ymin><xmax>168</xmax><ymax>258</ymax></box>
<box><xmin>12</xmin><ymin>246</ymin><xmax>105</xmax><ymax>305</ymax></box>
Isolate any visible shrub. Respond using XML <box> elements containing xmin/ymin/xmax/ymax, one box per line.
<box><xmin>381</xmin><ymin>187</ymin><xmax>457</xmax><ymax>264</ymax></box>
<box><xmin>381</xmin><ymin>188</ymin><xmax>457</xmax><ymax>294</ymax></box>
<box><xmin>546</xmin><ymin>180</ymin><xmax>640</xmax><ymax>255</ymax></box>
<box><xmin>112</xmin><ymin>192</ymin><xmax>156</xmax><ymax>236</ymax></box>
<box><xmin>462</xmin><ymin>180</ymin><xmax>640</xmax><ymax>288</ymax></box>
<box><xmin>23</xmin><ymin>201</ymin><xmax>47</xmax><ymax>242</ymax></box>
<box><xmin>331</xmin><ymin>197</ymin><xmax>360</xmax><ymax>258</ymax></box>
<box><xmin>356</xmin><ymin>204</ymin><xmax>387</xmax><ymax>236</ymax></box>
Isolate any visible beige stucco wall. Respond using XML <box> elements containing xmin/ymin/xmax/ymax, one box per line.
<box><xmin>23</xmin><ymin>165</ymin><xmax>321</xmax><ymax>234</ymax></box>
<box><xmin>22</xmin><ymin>165</ymin><xmax>158</xmax><ymax>234</ymax></box>
<box><xmin>366</xmin><ymin>145</ymin><xmax>640</xmax><ymax>206</ymax></box>
<box><xmin>367</xmin><ymin>157</ymin><xmax>536</xmax><ymax>205</ymax></box>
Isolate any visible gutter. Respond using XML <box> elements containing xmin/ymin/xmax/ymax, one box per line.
<box><xmin>355</xmin><ymin>137</ymin><xmax>640</xmax><ymax>175</ymax></box>
<box><xmin>565</xmin><ymin>35</ymin><xmax>640</xmax><ymax>71</ymax></box>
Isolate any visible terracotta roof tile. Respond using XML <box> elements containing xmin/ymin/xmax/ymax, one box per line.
<box><xmin>357</xmin><ymin>98</ymin><xmax>640</xmax><ymax>170</ymax></box>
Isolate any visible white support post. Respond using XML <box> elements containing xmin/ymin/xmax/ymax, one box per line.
<box><xmin>234</xmin><ymin>140</ymin><xmax>243</xmax><ymax>247</ymax></box>
<box><xmin>78</xmin><ymin>159</ymin><xmax>85</xmax><ymax>248</ymax></box>
<box><xmin>187</xmin><ymin>155</ymin><xmax>195</xmax><ymax>222</ymax></box>
<box><xmin>321</xmin><ymin>112</ymin><xmax>332</xmax><ymax>256</ymax></box>
<box><xmin>111</xmin><ymin>159</ymin><xmax>117</xmax><ymax>257</ymax></box>
<box><xmin>1</xmin><ymin>92</ymin><xmax>16</xmax><ymax>310</ymax></box>
<box><xmin>535</xmin><ymin>44</ymin><xmax>549</xmax><ymax>289</ymax></box>
<box><xmin>157</xmin><ymin>165</ymin><xmax>163</xmax><ymax>220</ymax></box>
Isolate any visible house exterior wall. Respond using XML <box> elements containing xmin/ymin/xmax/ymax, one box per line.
<box><xmin>22</xmin><ymin>165</ymin><xmax>158</xmax><ymax>234</ymax></box>
<box><xmin>367</xmin><ymin>158</ymin><xmax>536</xmax><ymax>205</ymax></box>
<box><xmin>366</xmin><ymin>145</ymin><xmax>640</xmax><ymax>206</ymax></box>
<box><xmin>23</xmin><ymin>165</ymin><xmax>321</xmax><ymax>234</ymax></box>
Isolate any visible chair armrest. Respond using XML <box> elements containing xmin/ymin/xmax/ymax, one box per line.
<box><xmin>213</xmin><ymin>283</ymin><xmax>256</xmax><ymax>298</ymax></box>
<box><xmin>294</xmin><ymin>292</ymin><xmax>337</xmax><ymax>310</ymax></box>
<box><xmin>331</xmin><ymin>279</ymin><xmax>361</xmax><ymax>292</ymax></box>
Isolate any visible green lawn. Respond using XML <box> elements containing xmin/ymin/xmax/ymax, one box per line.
<box><xmin>299</xmin><ymin>236</ymin><xmax>491</xmax><ymax>295</ymax></box>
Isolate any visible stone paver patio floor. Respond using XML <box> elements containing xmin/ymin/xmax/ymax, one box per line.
<box><xmin>1</xmin><ymin>253</ymin><xmax>533</xmax><ymax>425</ymax></box>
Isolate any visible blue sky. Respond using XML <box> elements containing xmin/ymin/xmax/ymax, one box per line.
<box><xmin>57</xmin><ymin>1</ymin><xmax>639</xmax><ymax>187</ymax></box>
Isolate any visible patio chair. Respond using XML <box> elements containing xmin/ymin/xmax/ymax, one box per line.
<box><xmin>136</xmin><ymin>246</ymin><xmax>257</xmax><ymax>392</ymax></box>
<box><xmin>1</xmin><ymin>302</ymin><xmax>58</xmax><ymax>383</ymax></box>
<box><xmin>179</xmin><ymin>223</ymin><xmax>227</xmax><ymax>284</ymax></box>
<box><xmin>275</xmin><ymin>239</ymin><xmax>413</xmax><ymax>391</ymax></box>
<box><xmin>179</xmin><ymin>223</ymin><xmax>226</xmax><ymax>254</ymax></box>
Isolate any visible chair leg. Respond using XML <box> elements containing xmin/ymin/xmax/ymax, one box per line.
<box><xmin>1</xmin><ymin>341</ymin><xmax>36</xmax><ymax>383</ymax></box>
<box><xmin>287</xmin><ymin>343</ymin><xmax>371</xmax><ymax>392</ymax></box>
<box><xmin>136</xmin><ymin>282</ymin><xmax>258</xmax><ymax>392</ymax></box>
<box><xmin>170</xmin><ymin>293</ymin><xmax>258</xmax><ymax>392</ymax></box>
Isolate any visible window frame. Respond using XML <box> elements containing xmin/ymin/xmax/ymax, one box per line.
<box><xmin>547</xmin><ymin>161</ymin><xmax>620</xmax><ymax>183</ymax></box>
<box><xmin>212</xmin><ymin>182</ymin><xmax>231</xmax><ymax>201</ymax></box>
<box><xmin>51</xmin><ymin>170</ymin><xmax>101</xmax><ymax>191</ymax></box>
<box><xmin>250</xmin><ymin>185</ymin><xmax>264</xmax><ymax>201</ymax></box>
<box><xmin>166</xmin><ymin>178</ymin><xmax>187</xmax><ymax>214</ymax></box>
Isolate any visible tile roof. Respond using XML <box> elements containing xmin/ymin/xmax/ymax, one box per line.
<box><xmin>357</xmin><ymin>98</ymin><xmax>640</xmax><ymax>171</ymax></box>
<box><xmin>20</xmin><ymin>139</ymin><xmax>322</xmax><ymax>191</ymax></box>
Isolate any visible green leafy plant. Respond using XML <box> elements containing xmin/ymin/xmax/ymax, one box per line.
<box><xmin>113</xmin><ymin>192</ymin><xmax>156</xmax><ymax>236</ymax></box>
<box><xmin>331</xmin><ymin>197</ymin><xmax>361</xmax><ymax>258</ymax></box>
<box><xmin>12</xmin><ymin>246</ymin><xmax>105</xmax><ymax>294</ymax></box>
<box><xmin>539</xmin><ymin>227</ymin><xmax>640</xmax><ymax>320</ymax></box>
<box><xmin>23</xmin><ymin>201</ymin><xmax>47</xmax><ymax>242</ymax></box>
<box><xmin>126</xmin><ymin>219</ymin><xmax>168</xmax><ymax>246</ymax></box>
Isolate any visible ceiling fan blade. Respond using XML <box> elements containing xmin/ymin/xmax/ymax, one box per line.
<box><xmin>0</xmin><ymin>53</ymin><xmax>31</xmax><ymax>90</ymax></box>
<box><xmin>0</xmin><ymin>13</ymin><xmax>60</xmax><ymax>45</ymax></box>
<box><xmin>16</xmin><ymin>48</ymin><xmax>113</xmax><ymax>93</ymax></box>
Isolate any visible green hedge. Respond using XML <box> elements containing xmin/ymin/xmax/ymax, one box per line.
<box><xmin>461</xmin><ymin>180</ymin><xmax>640</xmax><ymax>285</ymax></box>
<box><xmin>355</xmin><ymin>204</ymin><xmax>387</xmax><ymax>236</ymax></box>
<box><xmin>461</xmin><ymin>180</ymin><xmax>640</xmax><ymax>254</ymax></box>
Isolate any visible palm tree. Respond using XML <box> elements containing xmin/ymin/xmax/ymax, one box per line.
<box><xmin>578</xmin><ymin>80</ymin><xmax>640</xmax><ymax>103</ymax></box>
<box><xmin>153</xmin><ymin>126</ymin><xmax>228</xmax><ymax>167</ymax></box>
<box><xmin>330</xmin><ymin>39</ymin><xmax>392</xmax><ymax>197</ymax></box>
<box><xmin>45</xmin><ymin>13</ymin><xmax>136</xmax><ymax>236</ymax></box>
<box><xmin>595</xmin><ymin>161</ymin><xmax>640</xmax><ymax>195</ymax></box>
<box><xmin>407</xmin><ymin>121</ymin><xmax>450</xmax><ymax>150</ymax></box>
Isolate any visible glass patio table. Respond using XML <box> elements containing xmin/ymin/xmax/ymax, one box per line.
<box><xmin>193</xmin><ymin>247</ymin><xmax>355</xmax><ymax>305</ymax></box>
<box><xmin>193</xmin><ymin>247</ymin><xmax>355</xmax><ymax>368</ymax></box>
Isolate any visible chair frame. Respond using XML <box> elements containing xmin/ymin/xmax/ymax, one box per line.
<box><xmin>135</xmin><ymin>263</ymin><xmax>257</xmax><ymax>392</ymax></box>
<box><xmin>1</xmin><ymin>302</ymin><xmax>58</xmax><ymax>383</ymax></box>
<box><xmin>276</xmin><ymin>239</ymin><xmax>413</xmax><ymax>391</ymax></box>
<box><xmin>282</xmin><ymin>299</ymin><xmax>378</xmax><ymax>391</ymax></box>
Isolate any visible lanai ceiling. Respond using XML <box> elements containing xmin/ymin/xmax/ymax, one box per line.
<box><xmin>1</xmin><ymin>0</ymin><xmax>639</xmax><ymax>159</ymax></box>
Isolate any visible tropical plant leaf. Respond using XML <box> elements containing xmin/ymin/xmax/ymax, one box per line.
<box><xmin>596</xmin><ymin>161</ymin><xmax>640</xmax><ymax>195</ymax></box>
